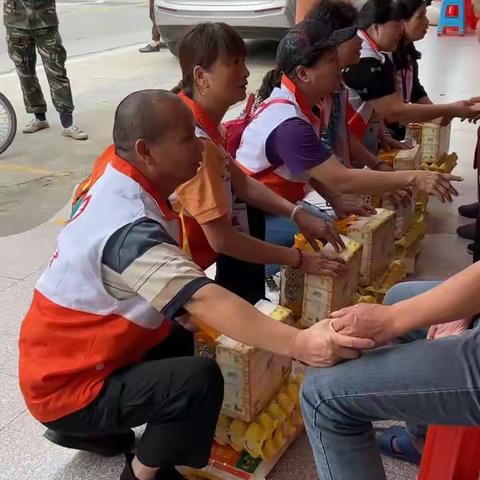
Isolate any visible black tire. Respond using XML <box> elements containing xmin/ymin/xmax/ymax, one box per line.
<box><xmin>0</xmin><ymin>92</ymin><xmax>17</xmax><ymax>155</ymax></box>
<box><xmin>166</xmin><ymin>40</ymin><xmax>178</xmax><ymax>56</ymax></box>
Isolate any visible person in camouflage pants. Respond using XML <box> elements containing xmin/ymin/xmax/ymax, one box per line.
<box><xmin>3</xmin><ymin>0</ymin><xmax>87</xmax><ymax>139</ymax></box>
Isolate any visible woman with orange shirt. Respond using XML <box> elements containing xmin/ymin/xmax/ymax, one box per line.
<box><xmin>172</xmin><ymin>22</ymin><xmax>347</xmax><ymax>304</ymax></box>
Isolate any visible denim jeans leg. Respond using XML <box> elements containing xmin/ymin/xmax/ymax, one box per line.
<box><xmin>264</xmin><ymin>214</ymin><xmax>298</xmax><ymax>276</ymax></box>
<box><xmin>301</xmin><ymin>328</ymin><xmax>480</xmax><ymax>480</ymax></box>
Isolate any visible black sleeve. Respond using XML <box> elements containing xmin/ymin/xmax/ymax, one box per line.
<box><xmin>343</xmin><ymin>57</ymin><xmax>396</xmax><ymax>101</ymax></box>
<box><xmin>410</xmin><ymin>56</ymin><xmax>428</xmax><ymax>103</ymax></box>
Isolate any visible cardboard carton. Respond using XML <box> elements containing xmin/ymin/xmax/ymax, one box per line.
<box><xmin>337</xmin><ymin>209</ymin><xmax>396</xmax><ymax>286</ymax></box>
<box><xmin>393</xmin><ymin>144</ymin><xmax>421</xmax><ymax>170</ymax></box>
<box><xmin>406</xmin><ymin>121</ymin><xmax>451</xmax><ymax>164</ymax></box>
<box><xmin>301</xmin><ymin>237</ymin><xmax>362</xmax><ymax>327</ymax></box>
<box><xmin>216</xmin><ymin>301</ymin><xmax>293</xmax><ymax>422</ymax></box>
<box><xmin>279</xmin><ymin>266</ymin><xmax>304</xmax><ymax>319</ymax></box>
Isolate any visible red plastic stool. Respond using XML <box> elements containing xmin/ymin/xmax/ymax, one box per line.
<box><xmin>465</xmin><ymin>0</ymin><xmax>478</xmax><ymax>30</ymax></box>
<box><xmin>418</xmin><ymin>426</ymin><xmax>480</xmax><ymax>480</ymax></box>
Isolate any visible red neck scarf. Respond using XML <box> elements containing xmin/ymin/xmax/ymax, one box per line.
<box><xmin>177</xmin><ymin>91</ymin><xmax>224</xmax><ymax>146</ymax></box>
<box><xmin>281</xmin><ymin>74</ymin><xmax>324</xmax><ymax>132</ymax></box>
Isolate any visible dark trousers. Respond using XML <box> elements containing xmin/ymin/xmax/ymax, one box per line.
<box><xmin>44</xmin><ymin>325</ymin><xmax>224</xmax><ymax>469</ymax></box>
<box><xmin>149</xmin><ymin>0</ymin><xmax>161</xmax><ymax>42</ymax></box>
<box><xmin>215</xmin><ymin>202</ymin><xmax>266</xmax><ymax>305</ymax></box>
<box><xmin>6</xmin><ymin>26</ymin><xmax>74</xmax><ymax>115</ymax></box>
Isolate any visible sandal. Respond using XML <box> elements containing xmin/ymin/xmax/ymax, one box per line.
<box><xmin>377</xmin><ymin>426</ymin><xmax>422</xmax><ymax>465</ymax></box>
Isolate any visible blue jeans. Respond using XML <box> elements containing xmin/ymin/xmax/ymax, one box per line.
<box><xmin>264</xmin><ymin>214</ymin><xmax>297</xmax><ymax>276</ymax></box>
<box><xmin>301</xmin><ymin>281</ymin><xmax>480</xmax><ymax>480</ymax></box>
<box><xmin>265</xmin><ymin>202</ymin><xmax>335</xmax><ymax>276</ymax></box>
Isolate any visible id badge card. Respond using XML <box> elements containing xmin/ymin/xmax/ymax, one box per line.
<box><xmin>231</xmin><ymin>202</ymin><xmax>250</xmax><ymax>234</ymax></box>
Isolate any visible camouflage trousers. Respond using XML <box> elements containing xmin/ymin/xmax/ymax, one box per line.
<box><xmin>6</xmin><ymin>26</ymin><xmax>74</xmax><ymax>115</ymax></box>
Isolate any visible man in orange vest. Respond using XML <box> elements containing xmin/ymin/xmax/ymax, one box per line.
<box><xmin>19</xmin><ymin>89</ymin><xmax>373</xmax><ymax>480</ymax></box>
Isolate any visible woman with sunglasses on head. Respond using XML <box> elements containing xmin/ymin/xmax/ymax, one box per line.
<box><xmin>171</xmin><ymin>22</ymin><xmax>347</xmax><ymax>305</ymax></box>
<box><xmin>343</xmin><ymin>0</ymin><xmax>478</xmax><ymax>154</ymax></box>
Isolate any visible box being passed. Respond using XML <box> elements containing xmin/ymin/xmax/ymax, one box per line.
<box><xmin>406</xmin><ymin>121</ymin><xmax>451</xmax><ymax>164</ymax></box>
<box><xmin>216</xmin><ymin>300</ymin><xmax>293</xmax><ymax>423</ymax></box>
<box><xmin>377</xmin><ymin>145</ymin><xmax>421</xmax><ymax>170</ymax></box>
<box><xmin>301</xmin><ymin>237</ymin><xmax>362</xmax><ymax>328</ymax></box>
<box><xmin>336</xmin><ymin>209</ymin><xmax>396</xmax><ymax>286</ymax></box>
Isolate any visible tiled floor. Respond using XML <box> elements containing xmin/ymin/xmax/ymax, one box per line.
<box><xmin>0</xmin><ymin>29</ymin><xmax>479</xmax><ymax>480</ymax></box>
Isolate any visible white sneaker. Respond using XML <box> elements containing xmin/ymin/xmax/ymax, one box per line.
<box><xmin>62</xmin><ymin>124</ymin><xmax>88</xmax><ymax>140</ymax></box>
<box><xmin>23</xmin><ymin>118</ymin><xmax>50</xmax><ymax>134</ymax></box>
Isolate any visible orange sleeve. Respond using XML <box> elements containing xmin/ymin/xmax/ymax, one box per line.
<box><xmin>175</xmin><ymin>139</ymin><xmax>231</xmax><ymax>224</ymax></box>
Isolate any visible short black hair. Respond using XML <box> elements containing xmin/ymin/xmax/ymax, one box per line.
<box><xmin>307</xmin><ymin>0</ymin><xmax>358</xmax><ymax>30</ymax></box>
<box><xmin>113</xmin><ymin>89</ymin><xmax>179</xmax><ymax>155</ymax></box>
<box><xmin>357</xmin><ymin>0</ymin><xmax>409</xmax><ymax>29</ymax></box>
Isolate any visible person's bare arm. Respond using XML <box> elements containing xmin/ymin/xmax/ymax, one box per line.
<box><xmin>330</xmin><ymin>261</ymin><xmax>480</xmax><ymax>346</ymax></box>
<box><xmin>202</xmin><ymin>214</ymin><xmax>298</xmax><ymax>265</ymax></box>
<box><xmin>391</xmin><ymin>262</ymin><xmax>480</xmax><ymax>332</ymax></box>
<box><xmin>230</xmin><ymin>160</ymin><xmax>293</xmax><ymax>217</ymax></box>
<box><xmin>201</xmin><ymin>215</ymin><xmax>347</xmax><ymax>275</ymax></box>
<box><xmin>370</xmin><ymin>92</ymin><xmax>475</xmax><ymax>124</ymax></box>
<box><xmin>349</xmin><ymin>135</ymin><xmax>390</xmax><ymax>170</ymax></box>
<box><xmin>308</xmin><ymin>155</ymin><xmax>461</xmax><ymax>201</ymax></box>
<box><xmin>185</xmin><ymin>283</ymin><xmax>375</xmax><ymax>366</ymax></box>
<box><xmin>229</xmin><ymin>161</ymin><xmax>344</xmax><ymax>251</ymax></box>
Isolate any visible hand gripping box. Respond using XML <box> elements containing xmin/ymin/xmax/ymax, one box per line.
<box><xmin>336</xmin><ymin>209</ymin><xmax>396</xmax><ymax>286</ymax></box>
<box><xmin>301</xmin><ymin>237</ymin><xmax>362</xmax><ymax>328</ymax></box>
<box><xmin>216</xmin><ymin>301</ymin><xmax>293</xmax><ymax>423</ymax></box>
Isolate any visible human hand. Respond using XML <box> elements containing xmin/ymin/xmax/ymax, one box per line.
<box><xmin>301</xmin><ymin>250</ymin><xmax>348</xmax><ymax>277</ymax></box>
<box><xmin>292</xmin><ymin>318</ymin><xmax>375</xmax><ymax>367</ymax></box>
<box><xmin>380</xmin><ymin>132</ymin><xmax>411</xmax><ymax>152</ymax></box>
<box><xmin>384</xmin><ymin>188</ymin><xmax>413</xmax><ymax>209</ymax></box>
<box><xmin>411</xmin><ymin>171</ymin><xmax>462</xmax><ymax>203</ymax></box>
<box><xmin>329</xmin><ymin>303</ymin><xmax>401</xmax><ymax>346</ymax></box>
<box><xmin>331</xmin><ymin>197</ymin><xmax>374</xmax><ymax>219</ymax></box>
<box><xmin>427</xmin><ymin>318</ymin><xmax>472</xmax><ymax>340</ymax></box>
<box><xmin>345</xmin><ymin>203</ymin><xmax>376</xmax><ymax>217</ymax></box>
<box><xmin>451</xmin><ymin>100</ymin><xmax>480</xmax><ymax>123</ymax></box>
<box><xmin>294</xmin><ymin>208</ymin><xmax>345</xmax><ymax>253</ymax></box>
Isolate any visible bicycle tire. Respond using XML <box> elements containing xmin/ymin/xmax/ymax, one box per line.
<box><xmin>0</xmin><ymin>91</ymin><xmax>17</xmax><ymax>155</ymax></box>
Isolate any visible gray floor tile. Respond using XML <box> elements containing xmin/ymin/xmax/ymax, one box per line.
<box><xmin>0</xmin><ymin>271</ymin><xmax>41</xmax><ymax>339</ymax></box>
<box><xmin>0</xmin><ymin>372</ymin><xmax>25</xmax><ymax>431</ymax></box>
<box><xmin>0</xmin><ymin>333</ymin><xmax>19</xmax><ymax>378</ymax></box>
<box><xmin>0</xmin><ymin>411</ymin><xmax>125</xmax><ymax>480</ymax></box>
<box><xmin>0</xmin><ymin>275</ymin><xmax>16</xmax><ymax>294</ymax></box>
<box><xmin>0</xmin><ymin>222</ymin><xmax>59</xmax><ymax>279</ymax></box>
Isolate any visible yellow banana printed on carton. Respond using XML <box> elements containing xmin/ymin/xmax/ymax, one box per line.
<box><xmin>214</xmin><ymin>375</ymin><xmax>304</xmax><ymax>461</ymax></box>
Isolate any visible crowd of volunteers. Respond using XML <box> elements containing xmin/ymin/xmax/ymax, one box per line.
<box><xmin>17</xmin><ymin>1</ymin><xmax>480</xmax><ymax>479</ymax></box>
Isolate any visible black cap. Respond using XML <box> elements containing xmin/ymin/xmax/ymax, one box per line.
<box><xmin>277</xmin><ymin>20</ymin><xmax>357</xmax><ymax>75</ymax></box>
